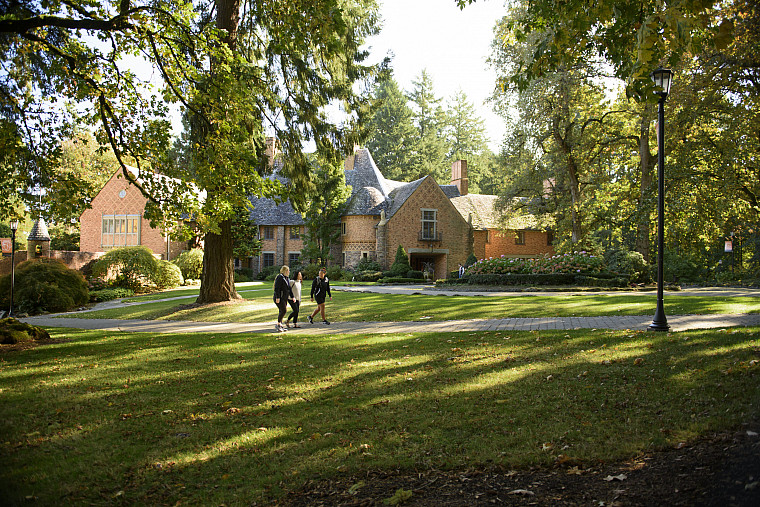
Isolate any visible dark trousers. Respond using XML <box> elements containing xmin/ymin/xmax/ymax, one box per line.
<box><xmin>275</xmin><ymin>299</ymin><xmax>288</xmax><ymax>323</ymax></box>
<box><xmin>287</xmin><ymin>300</ymin><xmax>300</xmax><ymax>324</ymax></box>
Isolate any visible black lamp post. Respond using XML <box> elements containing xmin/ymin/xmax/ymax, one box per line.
<box><xmin>648</xmin><ymin>67</ymin><xmax>673</xmax><ymax>332</ymax></box>
<box><xmin>9</xmin><ymin>219</ymin><xmax>19</xmax><ymax>318</ymax></box>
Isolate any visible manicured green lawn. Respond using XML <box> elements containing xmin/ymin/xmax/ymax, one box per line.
<box><xmin>1</xmin><ymin>326</ymin><xmax>758</xmax><ymax>504</ymax></box>
<box><xmin>71</xmin><ymin>289</ymin><xmax>760</xmax><ymax>323</ymax></box>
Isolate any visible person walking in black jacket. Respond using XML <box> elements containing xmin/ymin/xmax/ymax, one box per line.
<box><xmin>273</xmin><ymin>265</ymin><xmax>293</xmax><ymax>332</ymax></box>
<box><xmin>308</xmin><ymin>267</ymin><xmax>332</xmax><ymax>325</ymax></box>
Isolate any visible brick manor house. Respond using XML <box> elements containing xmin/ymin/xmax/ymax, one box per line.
<box><xmin>80</xmin><ymin>146</ymin><xmax>555</xmax><ymax>280</ymax></box>
<box><xmin>247</xmin><ymin>147</ymin><xmax>554</xmax><ymax>280</ymax></box>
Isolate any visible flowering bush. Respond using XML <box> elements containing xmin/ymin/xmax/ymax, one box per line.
<box><xmin>465</xmin><ymin>251</ymin><xmax>605</xmax><ymax>276</ymax></box>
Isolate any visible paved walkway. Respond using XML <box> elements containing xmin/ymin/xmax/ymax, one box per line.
<box><xmin>19</xmin><ymin>284</ymin><xmax>760</xmax><ymax>335</ymax></box>
<box><xmin>19</xmin><ymin>312</ymin><xmax>760</xmax><ymax>335</ymax></box>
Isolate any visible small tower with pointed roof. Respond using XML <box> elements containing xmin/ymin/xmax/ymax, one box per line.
<box><xmin>27</xmin><ymin>217</ymin><xmax>51</xmax><ymax>259</ymax></box>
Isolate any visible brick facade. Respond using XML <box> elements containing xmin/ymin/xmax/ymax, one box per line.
<box><xmin>483</xmin><ymin>229</ymin><xmax>554</xmax><ymax>259</ymax></box>
<box><xmin>384</xmin><ymin>177</ymin><xmax>471</xmax><ymax>280</ymax></box>
<box><xmin>80</xmin><ymin>169</ymin><xmax>186</xmax><ymax>260</ymax></box>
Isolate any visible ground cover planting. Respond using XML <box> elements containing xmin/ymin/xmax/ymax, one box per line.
<box><xmin>1</xmin><ymin>326</ymin><xmax>758</xmax><ymax>504</ymax></box>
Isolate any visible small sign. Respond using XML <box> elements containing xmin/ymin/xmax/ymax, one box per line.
<box><xmin>1</xmin><ymin>238</ymin><xmax>11</xmax><ymax>254</ymax></box>
<box><xmin>724</xmin><ymin>240</ymin><xmax>733</xmax><ymax>253</ymax></box>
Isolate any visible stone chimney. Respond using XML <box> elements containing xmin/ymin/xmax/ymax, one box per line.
<box><xmin>344</xmin><ymin>144</ymin><xmax>360</xmax><ymax>171</ymax></box>
<box><xmin>451</xmin><ymin>160</ymin><xmax>468</xmax><ymax>196</ymax></box>
<box><xmin>265</xmin><ymin>137</ymin><xmax>279</xmax><ymax>166</ymax></box>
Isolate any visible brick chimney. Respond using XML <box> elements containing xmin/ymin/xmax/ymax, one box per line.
<box><xmin>451</xmin><ymin>160</ymin><xmax>468</xmax><ymax>196</ymax></box>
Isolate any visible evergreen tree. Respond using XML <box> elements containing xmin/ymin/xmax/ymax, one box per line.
<box><xmin>445</xmin><ymin>90</ymin><xmax>493</xmax><ymax>192</ymax></box>
<box><xmin>300</xmin><ymin>157</ymin><xmax>352</xmax><ymax>265</ymax></box>
<box><xmin>366</xmin><ymin>75</ymin><xmax>417</xmax><ymax>181</ymax></box>
<box><xmin>407</xmin><ymin>70</ymin><xmax>449</xmax><ymax>180</ymax></box>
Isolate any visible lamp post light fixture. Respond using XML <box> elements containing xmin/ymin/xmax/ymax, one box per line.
<box><xmin>648</xmin><ymin>67</ymin><xmax>673</xmax><ymax>332</ymax></box>
<box><xmin>9</xmin><ymin>219</ymin><xmax>19</xmax><ymax>318</ymax></box>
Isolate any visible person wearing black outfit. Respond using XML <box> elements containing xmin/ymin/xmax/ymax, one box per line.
<box><xmin>308</xmin><ymin>267</ymin><xmax>332</xmax><ymax>325</ymax></box>
<box><xmin>273</xmin><ymin>265</ymin><xmax>293</xmax><ymax>332</ymax></box>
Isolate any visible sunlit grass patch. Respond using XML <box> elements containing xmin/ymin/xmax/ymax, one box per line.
<box><xmin>1</xmin><ymin>326</ymin><xmax>758</xmax><ymax>504</ymax></box>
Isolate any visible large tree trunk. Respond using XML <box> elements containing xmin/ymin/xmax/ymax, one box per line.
<box><xmin>553</xmin><ymin>122</ymin><xmax>583</xmax><ymax>244</ymax></box>
<box><xmin>196</xmin><ymin>0</ymin><xmax>242</xmax><ymax>304</ymax></box>
<box><xmin>635</xmin><ymin>104</ymin><xmax>656</xmax><ymax>263</ymax></box>
<box><xmin>198</xmin><ymin>218</ymin><xmax>241</xmax><ymax>303</ymax></box>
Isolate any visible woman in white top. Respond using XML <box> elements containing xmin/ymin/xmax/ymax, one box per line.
<box><xmin>286</xmin><ymin>271</ymin><xmax>303</xmax><ymax>328</ymax></box>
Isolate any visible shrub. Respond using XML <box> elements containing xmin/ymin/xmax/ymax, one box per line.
<box><xmin>92</xmin><ymin>246</ymin><xmax>158</xmax><ymax>291</ymax></box>
<box><xmin>406</xmin><ymin>270</ymin><xmax>424</xmax><ymax>279</ymax></box>
<box><xmin>234</xmin><ymin>272</ymin><xmax>252</xmax><ymax>283</ymax></box>
<box><xmin>89</xmin><ymin>287</ymin><xmax>134</xmax><ymax>302</ymax></box>
<box><xmin>389</xmin><ymin>245</ymin><xmax>411</xmax><ymax>276</ymax></box>
<box><xmin>355</xmin><ymin>258</ymin><xmax>382</xmax><ymax>272</ymax></box>
<box><xmin>256</xmin><ymin>265</ymin><xmax>280</xmax><ymax>281</ymax></box>
<box><xmin>173</xmin><ymin>249</ymin><xmax>204</xmax><ymax>280</ymax></box>
<box><xmin>0</xmin><ymin>318</ymin><xmax>50</xmax><ymax>344</ymax></box>
<box><xmin>355</xmin><ymin>271</ymin><xmax>383</xmax><ymax>282</ymax></box>
<box><xmin>326</xmin><ymin>266</ymin><xmax>344</xmax><ymax>281</ymax></box>
<box><xmin>0</xmin><ymin>258</ymin><xmax>89</xmax><ymax>315</ymax></box>
<box><xmin>302</xmin><ymin>263</ymin><xmax>321</xmax><ymax>280</ymax></box>
<box><xmin>465</xmin><ymin>253</ymin><xmax>478</xmax><ymax>267</ymax></box>
<box><xmin>664</xmin><ymin>250</ymin><xmax>704</xmax><ymax>282</ymax></box>
<box><xmin>379</xmin><ymin>277</ymin><xmax>424</xmax><ymax>284</ymax></box>
<box><xmin>466</xmin><ymin>252</ymin><xmax>605</xmax><ymax>277</ymax></box>
<box><xmin>607</xmin><ymin>250</ymin><xmax>650</xmax><ymax>283</ymax></box>
<box><xmin>154</xmin><ymin>260</ymin><xmax>183</xmax><ymax>289</ymax></box>
<box><xmin>236</xmin><ymin>267</ymin><xmax>255</xmax><ymax>280</ymax></box>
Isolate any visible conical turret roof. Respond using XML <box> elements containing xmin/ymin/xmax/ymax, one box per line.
<box><xmin>28</xmin><ymin>217</ymin><xmax>51</xmax><ymax>241</ymax></box>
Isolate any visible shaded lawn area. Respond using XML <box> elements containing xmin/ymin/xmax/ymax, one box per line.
<box><xmin>1</xmin><ymin>326</ymin><xmax>758</xmax><ymax>505</ymax></box>
<box><xmin>66</xmin><ymin>290</ymin><xmax>760</xmax><ymax>323</ymax></box>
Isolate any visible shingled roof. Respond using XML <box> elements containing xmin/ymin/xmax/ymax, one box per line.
<box><xmin>248</xmin><ymin>169</ymin><xmax>305</xmax><ymax>226</ymax></box>
<box><xmin>246</xmin><ymin>148</ymin><xmax>507</xmax><ymax>228</ymax></box>
<box><xmin>28</xmin><ymin>217</ymin><xmax>51</xmax><ymax>241</ymax></box>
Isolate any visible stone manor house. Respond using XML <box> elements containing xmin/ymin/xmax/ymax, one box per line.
<box><xmin>80</xmin><ymin>146</ymin><xmax>555</xmax><ymax>280</ymax></box>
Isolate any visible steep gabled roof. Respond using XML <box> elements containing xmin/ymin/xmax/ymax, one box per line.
<box><xmin>248</xmin><ymin>166</ymin><xmax>305</xmax><ymax>226</ymax></box>
<box><xmin>385</xmin><ymin>176</ymin><xmax>427</xmax><ymax>219</ymax></box>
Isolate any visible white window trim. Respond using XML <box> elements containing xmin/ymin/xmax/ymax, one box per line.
<box><xmin>421</xmin><ymin>208</ymin><xmax>438</xmax><ymax>239</ymax></box>
<box><xmin>101</xmin><ymin>214</ymin><xmax>141</xmax><ymax>248</ymax></box>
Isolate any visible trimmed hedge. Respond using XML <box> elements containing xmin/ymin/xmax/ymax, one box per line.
<box><xmin>462</xmin><ymin>272</ymin><xmax>629</xmax><ymax>287</ymax></box>
<box><xmin>379</xmin><ymin>277</ymin><xmax>429</xmax><ymax>284</ymax></box>
<box><xmin>467</xmin><ymin>273</ymin><xmax>577</xmax><ymax>286</ymax></box>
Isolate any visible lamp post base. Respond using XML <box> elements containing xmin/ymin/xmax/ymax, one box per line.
<box><xmin>647</xmin><ymin>321</ymin><xmax>670</xmax><ymax>332</ymax></box>
<box><xmin>648</xmin><ymin>308</ymin><xmax>670</xmax><ymax>332</ymax></box>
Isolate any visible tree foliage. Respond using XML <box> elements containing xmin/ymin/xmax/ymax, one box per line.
<box><xmin>366</xmin><ymin>74</ymin><xmax>417</xmax><ymax>181</ymax></box>
<box><xmin>1</xmin><ymin>0</ymin><xmax>382</xmax><ymax>303</ymax></box>
<box><xmin>300</xmin><ymin>156</ymin><xmax>352</xmax><ymax>265</ymax></box>
<box><xmin>467</xmin><ymin>0</ymin><xmax>736</xmax><ymax>99</ymax></box>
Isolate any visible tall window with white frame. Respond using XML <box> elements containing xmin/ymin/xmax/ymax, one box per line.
<box><xmin>421</xmin><ymin>209</ymin><xmax>437</xmax><ymax>240</ymax></box>
<box><xmin>101</xmin><ymin>214</ymin><xmax>140</xmax><ymax>247</ymax></box>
